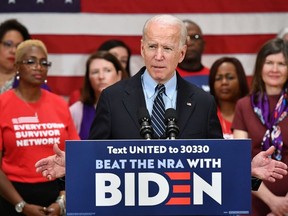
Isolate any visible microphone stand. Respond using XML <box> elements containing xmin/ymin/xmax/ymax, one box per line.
<box><xmin>138</xmin><ymin>107</ymin><xmax>154</xmax><ymax>140</ymax></box>
<box><xmin>165</xmin><ymin>108</ymin><xmax>179</xmax><ymax>140</ymax></box>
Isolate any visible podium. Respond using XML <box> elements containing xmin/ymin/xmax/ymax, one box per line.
<box><xmin>66</xmin><ymin>139</ymin><xmax>251</xmax><ymax>215</ymax></box>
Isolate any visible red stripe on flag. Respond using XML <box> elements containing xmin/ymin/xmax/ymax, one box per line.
<box><xmin>33</xmin><ymin>34</ymin><xmax>275</xmax><ymax>54</ymax></box>
<box><xmin>81</xmin><ymin>0</ymin><xmax>288</xmax><ymax>13</ymax></box>
<box><xmin>205</xmin><ymin>34</ymin><xmax>276</xmax><ymax>54</ymax></box>
<box><xmin>47</xmin><ymin>76</ymin><xmax>84</xmax><ymax>96</ymax></box>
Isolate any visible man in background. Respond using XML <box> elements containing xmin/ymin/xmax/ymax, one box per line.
<box><xmin>177</xmin><ymin>20</ymin><xmax>210</xmax><ymax>92</ymax></box>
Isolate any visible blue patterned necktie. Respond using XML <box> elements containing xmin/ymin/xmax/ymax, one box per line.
<box><xmin>151</xmin><ymin>84</ymin><xmax>166</xmax><ymax>138</ymax></box>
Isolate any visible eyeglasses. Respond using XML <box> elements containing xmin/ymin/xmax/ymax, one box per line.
<box><xmin>20</xmin><ymin>58</ymin><xmax>52</xmax><ymax>69</ymax></box>
<box><xmin>0</xmin><ymin>40</ymin><xmax>20</xmax><ymax>50</ymax></box>
<box><xmin>187</xmin><ymin>34</ymin><xmax>202</xmax><ymax>41</ymax></box>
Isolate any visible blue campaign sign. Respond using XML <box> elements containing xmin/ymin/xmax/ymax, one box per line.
<box><xmin>66</xmin><ymin>139</ymin><xmax>251</xmax><ymax>216</ymax></box>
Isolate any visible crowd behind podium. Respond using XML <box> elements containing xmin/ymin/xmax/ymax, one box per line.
<box><xmin>0</xmin><ymin>17</ymin><xmax>288</xmax><ymax>216</ymax></box>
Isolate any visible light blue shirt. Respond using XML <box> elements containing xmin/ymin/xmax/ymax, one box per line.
<box><xmin>141</xmin><ymin>69</ymin><xmax>177</xmax><ymax>115</ymax></box>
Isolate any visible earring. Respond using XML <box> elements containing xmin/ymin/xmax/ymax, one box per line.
<box><xmin>44</xmin><ymin>79</ymin><xmax>48</xmax><ymax>84</ymax></box>
<box><xmin>16</xmin><ymin>71</ymin><xmax>20</xmax><ymax>80</ymax></box>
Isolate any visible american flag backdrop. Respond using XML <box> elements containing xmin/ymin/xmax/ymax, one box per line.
<box><xmin>1</xmin><ymin>0</ymin><xmax>288</xmax><ymax>96</ymax></box>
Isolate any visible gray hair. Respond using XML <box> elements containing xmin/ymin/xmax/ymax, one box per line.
<box><xmin>142</xmin><ymin>14</ymin><xmax>187</xmax><ymax>47</ymax></box>
<box><xmin>277</xmin><ymin>27</ymin><xmax>288</xmax><ymax>39</ymax></box>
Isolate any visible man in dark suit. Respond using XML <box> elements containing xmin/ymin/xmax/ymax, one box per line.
<box><xmin>88</xmin><ymin>14</ymin><xmax>222</xmax><ymax>140</ymax></box>
<box><xmin>88</xmin><ymin>66</ymin><xmax>222</xmax><ymax>139</ymax></box>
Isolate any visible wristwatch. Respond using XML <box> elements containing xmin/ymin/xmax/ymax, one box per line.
<box><xmin>15</xmin><ymin>200</ymin><xmax>26</xmax><ymax>213</ymax></box>
<box><xmin>251</xmin><ymin>176</ymin><xmax>262</xmax><ymax>191</ymax></box>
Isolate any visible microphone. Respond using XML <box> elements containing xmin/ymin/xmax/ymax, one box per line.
<box><xmin>138</xmin><ymin>107</ymin><xmax>153</xmax><ymax>140</ymax></box>
<box><xmin>165</xmin><ymin>108</ymin><xmax>179</xmax><ymax>139</ymax></box>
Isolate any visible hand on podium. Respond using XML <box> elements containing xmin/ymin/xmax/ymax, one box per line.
<box><xmin>35</xmin><ymin>144</ymin><xmax>66</xmax><ymax>180</ymax></box>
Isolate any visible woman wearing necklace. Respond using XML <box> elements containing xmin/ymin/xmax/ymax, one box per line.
<box><xmin>0</xmin><ymin>39</ymin><xmax>79</xmax><ymax>215</ymax></box>
<box><xmin>209</xmin><ymin>57</ymin><xmax>249</xmax><ymax>139</ymax></box>
<box><xmin>233</xmin><ymin>38</ymin><xmax>288</xmax><ymax>215</ymax></box>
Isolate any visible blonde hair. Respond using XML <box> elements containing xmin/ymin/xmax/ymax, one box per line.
<box><xmin>15</xmin><ymin>39</ymin><xmax>48</xmax><ymax>63</ymax></box>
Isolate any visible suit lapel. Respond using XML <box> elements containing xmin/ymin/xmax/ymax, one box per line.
<box><xmin>122</xmin><ymin>68</ymin><xmax>147</xmax><ymax>129</ymax></box>
<box><xmin>176</xmin><ymin>74</ymin><xmax>196</xmax><ymax>135</ymax></box>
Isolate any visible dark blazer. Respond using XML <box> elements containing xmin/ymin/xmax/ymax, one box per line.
<box><xmin>88</xmin><ymin>67</ymin><xmax>223</xmax><ymax>139</ymax></box>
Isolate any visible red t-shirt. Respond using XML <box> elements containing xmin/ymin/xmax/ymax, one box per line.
<box><xmin>0</xmin><ymin>89</ymin><xmax>80</xmax><ymax>183</ymax></box>
<box><xmin>217</xmin><ymin>108</ymin><xmax>233</xmax><ymax>139</ymax></box>
<box><xmin>177</xmin><ymin>66</ymin><xmax>210</xmax><ymax>92</ymax></box>
<box><xmin>177</xmin><ymin>66</ymin><xmax>210</xmax><ymax>77</ymax></box>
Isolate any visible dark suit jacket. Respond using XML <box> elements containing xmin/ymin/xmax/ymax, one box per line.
<box><xmin>89</xmin><ymin>67</ymin><xmax>223</xmax><ymax>139</ymax></box>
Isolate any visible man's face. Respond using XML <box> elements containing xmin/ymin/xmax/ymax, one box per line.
<box><xmin>141</xmin><ymin>21</ymin><xmax>186</xmax><ymax>83</ymax></box>
<box><xmin>184</xmin><ymin>22</ymin><xmax>205</xmax><ymax>61</ymax></box>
